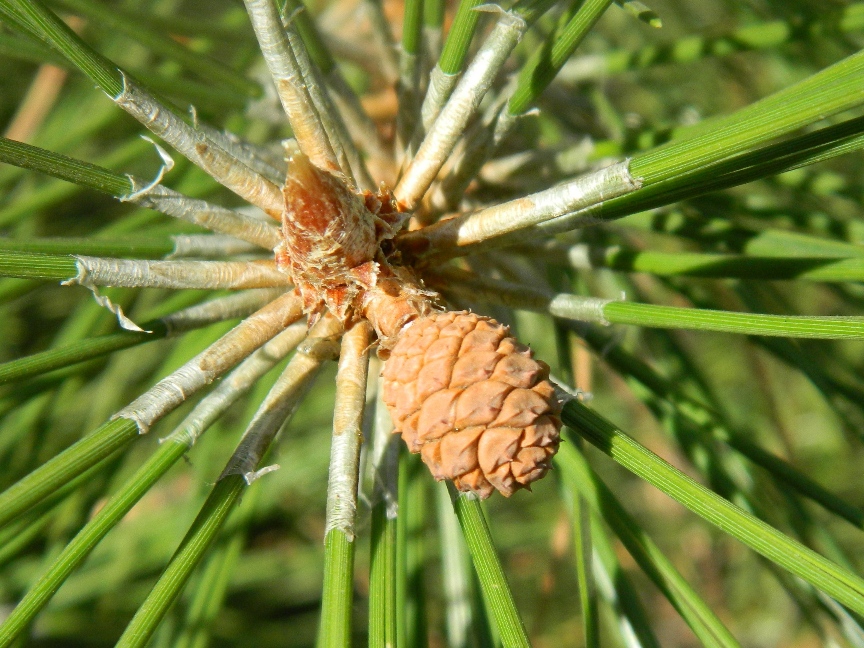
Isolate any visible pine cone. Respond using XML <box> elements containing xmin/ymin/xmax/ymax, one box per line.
<box><xmin>382</xmin><ymin>312</ymin><xmax>562</xmax><ymax>498</ymax></box>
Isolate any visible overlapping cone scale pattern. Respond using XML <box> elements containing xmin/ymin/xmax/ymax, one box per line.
<box><xmin>382</xmin><ymin>311</ymin><xmax>562</xmax><ymax>498</ymax></box>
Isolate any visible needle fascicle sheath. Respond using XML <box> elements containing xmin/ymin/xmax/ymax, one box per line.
<box><xmin>219</xmin><ymin>315</ymin><xmax>343</xmax><ymax>482</ymax></box>
<box><xmin>161</xmin><ymin>288</ymin><xmax>290</xmax><ymax>334</ymax></box>
<box><xmin>167</xmin><ymin>234</ymin><xmax>265</xmax><ymax>259</ymax></box>
<box><xmin>395</xmin><ymin>0</ymin><xmax>424</xmax><ymax>159</ymax></box>
<box><xmin>282</xmin><ymin>22</ymin><xmax>376</xmax><ymax>191</ymax></box>
<box><xmin>425</xmin><ymin>99</ymin><xmax>514</xmax><ymax>216</ymax></box>
<box><xmin>245</xmin><ymin>0</ymin><xmax>351</xmax><ymax>177</ymax></box>
<box><xmin>114</xmin><ymin>76</ymin><xmax>284</xmax><ymax>216</ymax></box>
<box><xmin>128</xmin><ymin>185</ymin><xmax>280</xmax><ymax>253</ymax></box>
<box><xmin>114</xmin><ymin>291</ymin><xmax>304</xmax><ymax>433</ymax></box>
<box><xmin>279</xmin><ymin>0</ymin><xmax>390</xmax><ymax>164</ymax></box>
<box><xmin>0</xmin><ymin>289</ymin><xmax>290</xmax><ymax>385</ymax></box>
<box><xmin>431</xmin><ymin>268</ymin><xmax>864</xmax><ymax>339</ymax></box>
<box><xmin>65</xmin><ymin>257</ymin><xmax>292</xmax><ymax>290</ymax></box>
<box><xmin>0</xmin><ymin>137</ymin><xmax>282</xmax><ymax>250</ymax></box>
<box><xmin>4</xmin><ymin>0</ymin><xmax>281</xmax><ymax>213</ymax></box>
<box><xmin>360</xmin><ymin>0</ymin><xmax>399</xmax><ymax>83</ymax></box>
<box><xmin>164</xmin><ymin>321</ymin><xmax>308</xmax><ymax>446</ymax></box>
<box><xmin>419</xmin><ymin>65</ymin><xmax>459</xmax><ymax>133</ymax></box>
<box><xmin>394</xmin><ymin>9</ymin><xmax>529</xmax><ymax>211</ymax></box>
<box><xmin>412</xmin><ymin>65</ymin><xmax>459</xmax><ymax>141</ymax></box>
<box><xmin>428</xmin><ymin>267</ymin><xmax>614</xmax><ymax>325</ymax></box>
<box><xmin>318</xmin><ymin>321</ymin><xmax>372</xmax><ymax>648</ymax></box>
<box><xmin>0</xmin><ymin>321</ymin><xmax>309</xmax><ymax>648</ymax></box>
<box><xmin>399</xmin><ymin>161</ymin><xmax>640</xmax><ymax>260</ymax></box>
<box><xmin>423</xmin><ymin>0</ymin><xmax>444</xmax><ymax>62</ymax></box>
<box><xmin>416</xmin><ymin>0</ymin><xmax>484</xmax><ymax>143</ymax></box>
<box><xmin>432</xmin><ymin>0</ymin><xmax>617</xmax><ymax>214</ymax></box>
<box><xmin>65</xmin><ymin>262</ymin><xmax>288</xmax><ymax>333</ymax></box>
<box><xmin>417</xmin><ymin>0</ymin><xmax>615</xmax><ymax>216</ymax></box>
<box><xmin>327</xmin><ymin>70</ymin><xmax>392</xmax><ymax>165</ymax></box>
<box><xmin>140</xmin><ymin>187</ymin><xmax>281</xmax><ymax>250</ymax></box>
<box><xmin>325</xmin><ymin>320</ymin><xmax>373</xmax><ymax>539</ymax></box>
<box><xmin>112</xmin><ymin>319</ymin><xmax>340</xmax><ymax>648</ymax></box>
<box><xmin>195</xmin><ymin>119</ymin><xmax>285</xmax><ymax>185</ymax></box>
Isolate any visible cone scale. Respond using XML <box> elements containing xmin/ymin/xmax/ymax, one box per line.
<box><xmin>382</xmin><ymin>312</ymin><xmax>561</xmax><ymax>498</ymax></box>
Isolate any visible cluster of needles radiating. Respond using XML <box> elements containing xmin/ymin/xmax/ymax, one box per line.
<box><xmin>0</xmin><ymin>0</ymin><xmax>647</xmax><ymax>640</ymax></box>
<box><xmin>4</xmin><ymin>0</ymin><xmax>864</xmax><ymax>643</ymax></box>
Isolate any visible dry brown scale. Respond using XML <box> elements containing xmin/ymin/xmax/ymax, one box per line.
<box><xmin>278</xmin><ymin>153</ymin><xmax>562</xmax><ymax>498</ymax></box>
<box><xmin>382</xmin><ymin>312</ymin><xmax>561</xmax><ymax>498</ymax></box>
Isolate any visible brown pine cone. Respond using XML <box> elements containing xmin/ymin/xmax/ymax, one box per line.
<box><xmin>382</xmin><ymin>311</ymin><xmax>562</xmax><ymax>499</ymax></box>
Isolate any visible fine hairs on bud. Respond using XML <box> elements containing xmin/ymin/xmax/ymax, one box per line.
<box><xmin>277</xmin><ymin>152</ymin><xmax>431</xmax><ymax>342</ymax></box>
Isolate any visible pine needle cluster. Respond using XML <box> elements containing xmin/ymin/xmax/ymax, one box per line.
<box><xmin>1</xmin><ymin>0</ymin><xmax>864</xmax><ymax>646</ymax></box>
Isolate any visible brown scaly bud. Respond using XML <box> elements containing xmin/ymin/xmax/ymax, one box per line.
<box><xmin>381</xmin><ymin>311</ymin><xmax>562</xmax><ymax>499</ymax></box>
<box><xmin>277</xmin><ymin>153</ymin><xmax>433</xmax><ymax>339</ymax></box>
<box><xmin>277</xmin><ymin>152</ymin><xmax>380</xmax><ymax>321</ymax></box>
